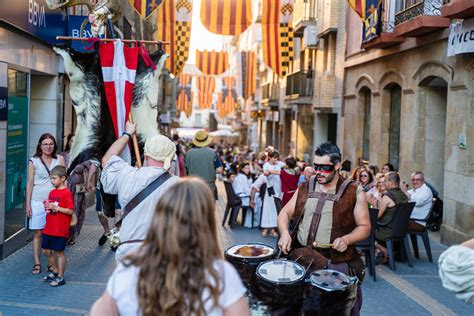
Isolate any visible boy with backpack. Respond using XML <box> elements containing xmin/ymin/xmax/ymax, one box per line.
<box><xmin>42</xmin><ymin>165</ymin><xmax>74</xmax><ymax>287</ymax></box>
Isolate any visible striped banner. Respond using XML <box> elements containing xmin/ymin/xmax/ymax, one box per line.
<box><xmin>176</xmin><ymin>73</ymin><xmax>193</xmax><ymax>117</ymax></box>
<box><xmin>200</xmin><ymin>0</ymin><xmax>252</xmax><ymax>36</ymax></box>
<box><xmin>196</xmin><ymin>50</ymin><xmax>229</xmax><ymax>75</ymax></box>
<box><xmin>348</xmin><ymin>0</ymin><xmax>382</xmax><ymax>21</ymax></box>
<box><xmin>217</xmin><ymin>77</ymin><xmax>236</xmax><ymax>118</ymax></box>
<box><xmin>262</xmin><ymin>0</ymin><xmax>294</xmax><ymax>77</ymax></box>
<box><xmin>197</xmin><ymin>76</ymin><xmax>215</xmax><ymax>109</ymax></box>
<box><xmin>242</xmin><ymin>51</ymin><xmax>256</xmax><ymax>101</ymax></box>
<box><xmin>156</xmin><ymin>0</ymin><xmax>193</xmax><ymax>76</ymax></box>
<box><xmin>130</xmin><ymin>0</ymin><xmax>163</xmax><ymax>19</ymax></box>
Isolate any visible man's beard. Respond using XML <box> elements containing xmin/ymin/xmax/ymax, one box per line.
<box><xmin>316</xmin><ymin>170</ymin><xmax>337</xmax><ymax>184</ymax></box>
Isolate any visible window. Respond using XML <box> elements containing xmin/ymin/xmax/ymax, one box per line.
<box><xmin>388</xmin><ymin>85</ymin><xmax>401</xmax><ymax>170</ymax></box>
<box><xmin>362</xmin><ymin>89</ymin><xmax>371</xmax><ymax>160</ymax></box>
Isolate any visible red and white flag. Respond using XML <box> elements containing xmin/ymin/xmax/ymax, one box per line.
<box><xmin>99</xmin><ymin>41</ymin><xmax>139</xmax><ymax>139</ymax></box>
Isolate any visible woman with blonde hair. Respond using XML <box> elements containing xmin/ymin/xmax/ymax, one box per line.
<box><xmin>91</xmin><ymin>178</ymin><xmax>249</xmax><ymax>316</ymax></box>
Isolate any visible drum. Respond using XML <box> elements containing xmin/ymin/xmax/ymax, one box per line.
<box><xmin>304</xmin><ymin>269</ymin><xmax>358</xmax><ymax>316</ymax></box>
<box><xmin>254</xmin><ymin>259</ymin><xmax>305</xmax><ymax>315</ymax></box>
<box><xmin>224</xmin><ymin>243</ymin><xmax>275</xmax><ymax>288</ymax></box>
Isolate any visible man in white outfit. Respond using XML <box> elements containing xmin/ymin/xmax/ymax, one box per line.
<box><xmin>402</xmin><ymin>171</ymin><xmax>433</xmax><ymax>231</ymax></box>
<box><xmin>101</xmin><ymin>121</ymin><xmax>180</xmax><ymax>261</ymax></box>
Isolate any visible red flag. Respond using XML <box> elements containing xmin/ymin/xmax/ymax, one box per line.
<box><xmin>99</xmin><ymin>41</ymin><xmax>139</xmax><ymax>139</ymax></box>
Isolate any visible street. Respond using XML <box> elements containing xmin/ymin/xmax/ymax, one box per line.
<box><xmin>0</xmin><ymin>181</ymin><xmax>473</xmax><ymax>315</ymax></box>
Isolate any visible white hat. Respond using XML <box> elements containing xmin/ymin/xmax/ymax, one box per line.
<box><xmin>144</xmin><ymin>135</ymin><xmax>176</xmax><ymax>170</ymax></box>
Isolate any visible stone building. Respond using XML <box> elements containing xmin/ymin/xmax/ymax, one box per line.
<box><xmin>343</xmin><ymin>0</ymin><xmax>474</xmax><ymax>244</ymax></box>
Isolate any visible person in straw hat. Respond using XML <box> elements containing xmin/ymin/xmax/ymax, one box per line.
<box><xmin>186</xmin><ymin>130</ymin><xmax>223</xmax><ymax>199</ymax></box>
<box><xmin>101</xmin><ymin>121</ymin><xmax>180</xmax><ymax>262</ymax></box>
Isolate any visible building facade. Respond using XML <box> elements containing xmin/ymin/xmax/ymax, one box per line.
<box><xmin>343</xmin><ymin>0</ymin><xmax>474</xmax><ymax>244</ymax></box>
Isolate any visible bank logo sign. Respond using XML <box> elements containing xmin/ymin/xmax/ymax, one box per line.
<box><xmin>0</xmin><ymin>0</ymin><xmax>66</xmax><ymax>44</ymax></box>
<box><xmin>448</xmin><ymin>17</ymin><xmax>474</xmax><ymax>57</ymax></box>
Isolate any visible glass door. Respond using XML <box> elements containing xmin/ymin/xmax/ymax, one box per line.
<box><xmin>4</xmin><ymin>69</ymin><xmax>29</xmax><ymax>241</ymax></box>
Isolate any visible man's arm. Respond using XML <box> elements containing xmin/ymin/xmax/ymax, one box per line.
<box><xmin>277</xmin><ymin>189</ymin><xmax>299</xmax><ymax>254</ymax></box>
<box><xmin>101</xmin><ymin>122</ymin><xmax>136</xmax><ymax>167</ymax></box>
<box><xmin>332</xmin><ymin>189</ymin><xmax>370</xmax><ymax>252</ymax></box>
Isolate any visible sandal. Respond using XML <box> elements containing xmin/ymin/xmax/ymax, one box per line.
<box><xmin>269</xmin><ymin>229</ymin><xmax>279</xmax><ymax>238</ymax></box>
<box><xmin>261</xmin><ymin>229</ymin><xmax>268</xmax><ymax>237</ymax></box>
<box><xmin>43</xmin><ymin>272</ymin><xmax>58</xmax><ymax>282</ymax></box>
<box><xmin>31</xmin><ymin>264</ymin><xmax>41</xmax><ymax>275</ymax></box>
<box><xmin>47</xmin><ymin>265</ymin><xmax>54</xmax><ymax>273</ymax></box>
<box><xmin>50</xmin><ymin>276</ymin><xmax>66</xmax><ymax>287</ymax></box>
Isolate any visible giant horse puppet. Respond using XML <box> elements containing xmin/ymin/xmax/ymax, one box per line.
<box><xmin>54</xmin><ymin>45</ymin><xmax>167</xmax><ymax>215</ymax></box>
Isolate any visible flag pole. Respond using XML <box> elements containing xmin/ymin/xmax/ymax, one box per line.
<box><xmin>55</xmin><ymin>36</ymin><xmax>169</xmax><ymax>45</ymax></box>
<box><xmin>128</xmin><ymin>113</ymin><xmax>143</xmax><ymax>168</ymax></box>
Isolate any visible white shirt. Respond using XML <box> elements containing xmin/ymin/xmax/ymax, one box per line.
<box><xmin>263</xmin><ymin>161</ymin><xmax>285</xmax><ymax>198</ymax></box>
<box><xmin>106</xmin><ymin>260</ymin><xmax>246</xmax><ymax>315</ymax></box>
<box><xmin>408</xmin><ymin>183</ymin><xmax>433</xmax><ymax>224</ymax></box>
<box><xmin>233</xmin><ymin>174</ymin><xmax>253</xmax><ymax>206</ymax></box>
<box><xmin>101</xmin><ymin>156</ymin><xmax>180</xmax><ymax>261</ymax></box>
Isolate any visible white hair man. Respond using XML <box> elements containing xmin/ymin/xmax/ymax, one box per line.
<box><xmin>402</xmin><ymin>171</ymin><xmax>433</xmax><ymax>231</ymax></box>
<box><xmin>101</xmin><ymin>122</ymin><xmax>180</xmax><ymax>261</ymax></box>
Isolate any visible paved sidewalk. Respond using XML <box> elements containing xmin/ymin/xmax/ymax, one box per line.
<box><xmin>0</xmin><ymin>180</ymin><xmax>473</xmax><ymax>315</ymax></box>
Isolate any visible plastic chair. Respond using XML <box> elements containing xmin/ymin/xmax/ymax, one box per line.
<box><xmin>408</xmin><ymin>198</ymin><xmax>435</xmax><ymax>263</ymax></box>
<box><xmin>356</xmin><ymin>208</ymin><xmax>379</xmax><ymax>281</ymax></box>
<box><xmin>378</xmin><ymin>202</ymin><xmax>416</xmax><ymax>271</ymax></box>
<box><xmin>222</xmin><ymin>181</ymin><xmax>243</xmax><ymax>227</ymax></box>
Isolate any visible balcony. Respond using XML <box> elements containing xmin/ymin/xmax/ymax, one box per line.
<box><xmin>285</xmin><ymin>70</ymin><xmax>314</xmax><ymax>103</ymax></box>
<box><xmin>293</xmin><ymin>0</ymin><xmax>317</xmax><ymax>36</ymax></box>
<box><xmin>394</xmin><ymin>0</ymin><xmax>450</xmax><ymax>37</ymax></box>
<box><xmin>362</xmin><ymin>21</ymin><xmax>405</xmax><ymax>50</ymax></box>
<box><xmin>441</xmin><ymin>0</ymin><xmax>474</xmax><ymax>19</ymax></box>
<box><xmin>261</xmin><ymin>82</ymin><xmax>279</xmax><ymax>106</ymax></box>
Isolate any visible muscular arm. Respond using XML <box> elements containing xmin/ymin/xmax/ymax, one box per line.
<box><xmin>277</xmin><ymin>189</ymin><xmax>299</xmax><ymax>254</ymax></box>
<box><xmin>333</xmin><ymin>190</ymin><xmax>371</xmax><ymax>251</ymax></box>
<box><xmin>102</xmin><ymin>122</ymin><xmax>136</xmax><ymax>167</ymax></box>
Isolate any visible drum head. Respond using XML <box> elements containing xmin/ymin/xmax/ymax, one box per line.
<box><xmin>309</xmin><ymin>269</ymin><xmax>354</xmax><ymax>292</ymax></box>
<box><xmin>226</xmin><ymin>243</ymin><xmax>275</xmax><ymax>259</ymax></box>
<box><xmin>257</xmin><ymin>259</ymin><xmax>305</xmax><ymax>284</ymax></box>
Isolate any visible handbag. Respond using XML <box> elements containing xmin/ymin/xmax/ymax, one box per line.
<box><xmin>108</xmin><ymin>171</ymin><xmax>172</xmax><ymax>248</ymax></box>
<box><xmin>70</xmin><ymin>213</ymin><xmax>78</xmax><ymax>227</ymax></box>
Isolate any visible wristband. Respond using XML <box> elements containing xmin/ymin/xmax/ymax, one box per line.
<box><xmin>122</xmin><ymin>132</ymin><xmax>132</xmax><ymax>139</ymax></box>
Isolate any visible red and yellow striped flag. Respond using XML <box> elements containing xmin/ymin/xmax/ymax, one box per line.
<box><xmin>196</xmin><ymin>50</ymin><xmax>229</xmax><ymax>75</ymax></box>
<box><xmin>156</xmin><ymin>0</ymin><xmax>193</xmax><ymax>76</ymax></box>
<box><xmin>176</xmin><ymin>73</ymin><xmax>193</xmax><ymax>116</ymax></box>
<box><xmin>262</xmin><ymin>0</ymin><xmax>294</xmax><ymax>77</ymax></box>
<box><xmin>197</xmin><ymin>76</ymin><xmax>215</xmax><ymax>109</ymax></box>
<box><xmin>200</xmin><ymin>0</ymin><xmax>252</xmax><ymax>36</ymax></box>
<box><xmin>242</xmin><ymin>51</ymin><xmax>256</xmax><ymax>100</ymax></box>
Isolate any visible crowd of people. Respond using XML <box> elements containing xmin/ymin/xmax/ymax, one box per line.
<box><xmin>25</xmin><ymin>124</ymin><xmax>471</xmax><ymax>314</ymax></box>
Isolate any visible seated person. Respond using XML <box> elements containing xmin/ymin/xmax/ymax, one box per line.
<box><xmin>375</xmin><ymin>172</ymin><xmax>409</xmax><ymax>263</ymax></box>
<box><xmin>401</xmin><ymin>171</ymin><xmax>433</xmax><ymax>232</ymax></box>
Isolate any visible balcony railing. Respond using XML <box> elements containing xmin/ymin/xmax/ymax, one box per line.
<box><xmin>294</xmin><ymin>0</ymin><xmax>317</xmax><ymax>25</ymax></box>
<box><xmin>261</xmin><ymin>83</ymin><xmax>279</xmax><ymax>101</ymax></box>
<box><xmin>395</xmin><ymin>0</ymin><xmax>443</xmax><ymax>25</ymax></box>
<box><xmin>285</xmin><ymin>70</ymin><xmax>314</xmax><ymax>97</ymax></box>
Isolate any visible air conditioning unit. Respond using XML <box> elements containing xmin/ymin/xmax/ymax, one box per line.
<box><xmin>303</xmin><ymin>25</ymin><xmax>318</xmax><ymax>49</ymax></box>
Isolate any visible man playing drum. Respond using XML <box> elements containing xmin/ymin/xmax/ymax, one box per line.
<box><xmin>277</xmin><ymin>142</ymin><xmax>370</xmax><ymax>315</ymax></box>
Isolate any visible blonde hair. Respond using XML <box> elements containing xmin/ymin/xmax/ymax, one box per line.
<box><xmin>125</xmin><ymin>178</ymin><xmax>223</xmax><ymax>316</ymax></box>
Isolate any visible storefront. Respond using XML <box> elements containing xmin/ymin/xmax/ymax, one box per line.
<box><xmin>0</xmin><ymin>0</ymin><xmax>68</xmax><ymax>258</ymax></box>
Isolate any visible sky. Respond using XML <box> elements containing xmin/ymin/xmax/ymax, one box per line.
<box><xmin>187</xmin><ymin>0</ymin><xmax>232</xmax><ymax>65</ymax></box>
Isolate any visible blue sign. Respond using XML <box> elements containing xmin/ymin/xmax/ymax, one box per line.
<box><xmin>0</xmin><ymin>87</ymin><xmax>7</xmax><ymax>121</ymax></box>
<box><xmin>0</xmin><ymin>0</ymin><xmax>67</xmax><ymax>44</ymax></box>
<box><xmin>68</xmin><ymin>15</ymin><xmax>105</xmax><ymax>52</ymax></box>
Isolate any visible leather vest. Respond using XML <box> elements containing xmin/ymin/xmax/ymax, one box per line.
<box><xmin>291</xmin><ymin>176</ymin><xmax>359</xmax><ymax>263</ymax></box>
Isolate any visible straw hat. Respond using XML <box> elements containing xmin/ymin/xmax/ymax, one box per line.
<box><xmin>144</xmin><ymin>135</ymin><xmax>176</xmax><ymax>170</ymax></box>
<box><xmin>192</xmin><ymin>130</ymin><xmax>212</xmax><ymax>147</ymax></box>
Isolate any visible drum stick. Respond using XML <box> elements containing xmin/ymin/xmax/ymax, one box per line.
<box><xmin>312</xmin><ymin>241</ymin><xmax>334</xmax><ymax>248</ymax></box>
<box><xmin>128</xmin><ymin>113</ymin><xmax>142</xmax><ymax>168</ymax></box>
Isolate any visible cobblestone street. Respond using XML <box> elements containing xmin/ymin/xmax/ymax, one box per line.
<box><xmin>0</xmin><ymin>181</ymin><xmax>473</xmax><ymax>315</ymax></box>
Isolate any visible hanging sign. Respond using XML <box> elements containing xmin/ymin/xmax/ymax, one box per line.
<box><xmin>447</xmin><ymin>17</ymin><xmax>474</xmax><ymax>57</ymax></box>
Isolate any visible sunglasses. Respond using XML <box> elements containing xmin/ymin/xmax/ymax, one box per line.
<box><xmin>360</xmin><ymin>174</ymin><xmax>368</xmax><ymax>178</ymax></box>
<box><xmin>313</xmin><ymin>163</ymin><xmax>335</xmax><ymax>172</ymax></box>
